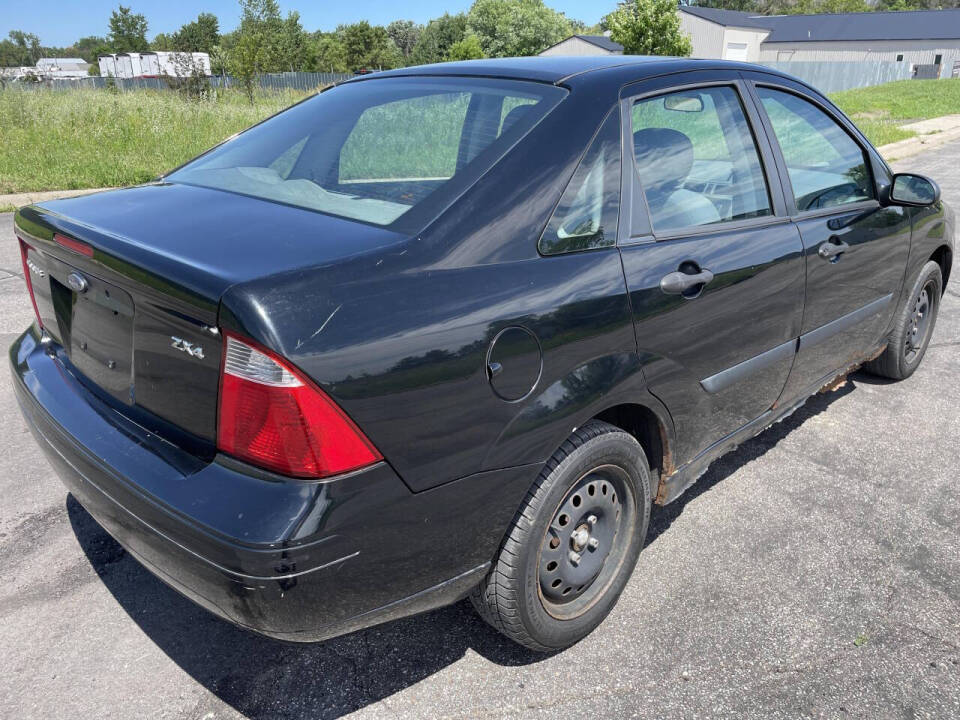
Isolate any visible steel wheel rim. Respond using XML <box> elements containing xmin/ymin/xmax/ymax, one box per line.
<box><xmin>537</xmin><ymin>464</ymin><xmax>635</xmax><ymax>620</ymax></box>
<box><xmin>905</xmin><ymin>280</ymin><xmax>936</xmax><ymax>363</ymax></box>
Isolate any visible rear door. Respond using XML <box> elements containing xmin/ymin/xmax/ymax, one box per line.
<box><xmin>618</xmin><ymin>71</ymin><xmax>806</xmax><ymax>466</ymax></box>
<box><xmin>744</xmin><ymin>75</ymin><xmax>911</xmax><ymax>400</ymax></box>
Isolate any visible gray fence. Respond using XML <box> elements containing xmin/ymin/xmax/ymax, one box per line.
<box><xmin>18</xmin><ymin>71</ymin><xmax>353</xmax><ymax>92</ymax></box>
<box><xmin>4</xmin><ymin>62</ymin><xmax>940</xmax><ymax>95</ymax></box>
<box><xmin>757</xmin><ymin>61</ymin><xmax>914</xmax><ymax>93</ymax></box>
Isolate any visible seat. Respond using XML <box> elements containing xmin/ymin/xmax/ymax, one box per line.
<box><xmin>633</xmin><ymin>127</ymin><xmax>721</xmax><ymax>230</ymax></box>
<box><xmin>501</xmin><ymin>104</ymin><xmax>534</xmax><ymax>134</ymax></box>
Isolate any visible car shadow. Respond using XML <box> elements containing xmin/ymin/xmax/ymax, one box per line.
<box><xmin>67</xmin><ymin>495</ymin><xmax>546</xmax><ymax>719</ymax></box>
<box><xmin>67</xmin><ymin>377</ymin><xmax>858</xmax><ymax>719</ymax></box>
<box><xmin>645</xmin><ymin>377</ymin><xmax>856</xmax><ymax>545</ymax></box>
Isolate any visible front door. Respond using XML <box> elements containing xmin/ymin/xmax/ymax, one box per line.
<box><xmin>747</xmin><ymin>78</ymin><xmax>911</xmax><ymax>400</ymax></box>
<box><xmin>619</xmin><ymin>73</ymin><xmax>805</xmax><ymax>466</ymax></box>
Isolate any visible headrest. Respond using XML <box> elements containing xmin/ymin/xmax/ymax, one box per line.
<box><xmin>633</xmin><ymin>127</ymin><xmax>695</xmax><ymax>197</ymax></box>
<box><xmin>501</xmin><ymin>104</ymin><xmax>535</xmax><ymax>134</ymax></box>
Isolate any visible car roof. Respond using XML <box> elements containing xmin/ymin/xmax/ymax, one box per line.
<box><xmin>342</xmin><ymin>56</ymin><xmax>797</xmax><ymax>88</ymax></box>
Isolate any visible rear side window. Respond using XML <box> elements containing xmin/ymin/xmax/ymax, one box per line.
<box><xmin>339</xmin><ymin>93</ymin><xmax>471</xmax><ymax>182</ymax></box>
<box><xmin>631</xmin><ymin>86</ymin><xmax>771</xmax><ymax>233</ymax></box>
<box><xmin>756</xmin><ymin>87</ymin><xmax>875</xmax><ymax>212</ymax></box>
<box><xmin>539</xmin><ymin>109</ymin><xmax>621</xmax><ymax>255</ymax></box>
<box><xmin>168</xmin><ymin>78</ymin><xmax>565</xmax><ymax>232</ymax></box>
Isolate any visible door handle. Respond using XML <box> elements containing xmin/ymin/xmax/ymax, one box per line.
<box><xmin>818</xmin><ymin>237</ymin><xmax>850</xmax><ymax>262</ymax></box>
<box><xmin>660</xmin><ymin>268</ymin><xmax>714</xmax><ymax>295</ymax></box>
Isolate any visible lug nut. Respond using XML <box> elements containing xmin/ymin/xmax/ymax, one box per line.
<box><xmin>587</xmin><ymin>515</ymin><xmax>598</xmax><ymax>526</ymax></box>
<box><xmin>588</xmin><ymin>538</ymin><xmax>599</xmax><ymax>549</ymax></box>
<box><xmin>571</xmin><ymin>528</ymin><xmax>589</xmax><ymax>549</ymax></box>
<box><xmin>569</xmin><ymin>551</ymin><xmax>581</xmax><ymax>565</ymax></box>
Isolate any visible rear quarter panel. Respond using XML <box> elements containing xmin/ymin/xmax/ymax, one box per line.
<box><xmin>221</xmin><ymin>248</ymin><xmax>647</xmax><ymax>492</ymax></box>
<box><xmin>219</xmin><ymin>81</ymin><xmax>667</xmax><ymax>491</ymax></box>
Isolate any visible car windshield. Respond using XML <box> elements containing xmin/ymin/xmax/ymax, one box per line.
<box><xmin>168</xmin><ymin>76</ymin><xmax>566</xmax><ymax>231</ymax></box>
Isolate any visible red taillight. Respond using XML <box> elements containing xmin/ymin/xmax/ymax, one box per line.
<box><xmin>217</xmin><ymin>332</ymin><xmax>382</xmax><ymax>478</ymax></box>
<box><xmin>18</xmin><ymin>238</ymin><xmax>43</xmax><ymax>329</ymax></box>
<box><xmin>53</xmin><ymin>233</ymin><xmax>94</xmax><ymax>257</ymax></box>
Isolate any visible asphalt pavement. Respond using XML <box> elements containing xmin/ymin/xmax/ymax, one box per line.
<box><xmin>1</xmin><ymin>143</ymin><xmax>958</xmax><ymax>719</ymax></box>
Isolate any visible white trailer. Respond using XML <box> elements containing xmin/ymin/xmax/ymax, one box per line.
<box><xmin>98</xmin><ymin>54</ymin><xmax>117</xmax><ymax>77</ymax></box>
<box><xmin>136</xmin><ymin>51</ymin><xmax>211</xmax><ymax>77</ymax></box>
<box><xmin>114</xmin><ymin>53</ymin><xmax>144</xmax><ymax>79</ymax></box>
<box><xmin>139</xmin><ymin>52</ymin><xmax>161</xmax><ymax>76</ymax></box>
<box><xmin>190</xmin><ymin>52</ymin><xmax>212</xmax><ymax>76</ymax></box>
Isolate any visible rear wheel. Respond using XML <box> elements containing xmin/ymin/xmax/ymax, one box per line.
<box><xmin>470</xmin><ymin>420</ymin><xmax>651</xmax><ymax>652</ymax></box>
<box><xmin>865</xmin><ymin>260</ymin><xmax>942</xmax><ymax>380</ymax></box>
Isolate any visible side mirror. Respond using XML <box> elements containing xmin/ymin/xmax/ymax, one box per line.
<box><xmin>888</xmin><ymin>173</ymin><xmax>940</xmax><ymax>207</ymax></box>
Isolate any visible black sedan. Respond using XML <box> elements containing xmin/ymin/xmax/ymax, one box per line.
<box><xmin>10</xmin><ymin>56</ymin><xmax>953</xmax><ymax>652</ymax></box>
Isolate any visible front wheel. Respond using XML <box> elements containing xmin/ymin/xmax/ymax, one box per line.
<box><xmin>865</xmin><ymin>260</ymin><xmax>942</xmax><ymax>380</ymax></box>
<box><xmin>470</xmin><ymin>420</ymin><xmax>651</xmax><ymax>652</ymax></box>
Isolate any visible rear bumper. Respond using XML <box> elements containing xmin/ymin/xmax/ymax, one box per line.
<box><xmin>10</xmin><ymin>327</ymin><xmax>539</xmax><ymax>642</ymax></box>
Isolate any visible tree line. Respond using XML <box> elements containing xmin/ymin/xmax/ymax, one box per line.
<box><xmin>1</xmin><ymin>0</ymin><xmax>587</xmax><ymax>74</ymax></box>
<box><xmin>2</xmin><ymin>0</ymin><xmax>698</xmax><ymax>77</ymax></box>
<box><xmin>3</xmin><ymin>0</ymin><xmax>958</xmax><ymax>77</ymax></box>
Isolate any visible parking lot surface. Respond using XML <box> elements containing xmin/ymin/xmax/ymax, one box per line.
<box><xmin>1</xmin><ymin>143</ymin><xmax>958</xmax><ymax>719</ymax></box>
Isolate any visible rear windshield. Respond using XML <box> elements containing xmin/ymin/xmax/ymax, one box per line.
<box><xmin>168</xmin><ymin>77</ymin><xmax>565</xmax><ymax>231</ymax></box>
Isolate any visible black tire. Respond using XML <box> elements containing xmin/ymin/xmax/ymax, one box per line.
<box><xmin>865</xmin><ymin>260</ymin><xmax>942</xmax><ymax>380</ymax></box>
<box><xmin>470</xmin><ymin>420</ymin><xmax>651</xmax><ymax>652</ymax></box>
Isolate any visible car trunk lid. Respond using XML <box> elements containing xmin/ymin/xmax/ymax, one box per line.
<box><xmin>14</xmin><ymin>183</ymin><xmax>405</xmax><ymax>452</ymax></box>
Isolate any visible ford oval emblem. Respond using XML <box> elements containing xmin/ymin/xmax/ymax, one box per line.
<box><xmin>66</xmin><ymin>272</ymin><xmax>89</xmax><ymax>294</ymax></box>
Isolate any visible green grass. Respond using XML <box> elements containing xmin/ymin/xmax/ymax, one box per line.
<box><xmin>831</xmin><ymin>78</ymin><xmax>960</xmax><ymax>147</ymax></box>
<box><xmin>0</xmin><ymin>204</ymin><xmax>15</xmax><ymax>213</ymax></box>
<box><xmin>843</xmin><ymin>118</ymin><xmax>915</xmax><ymax>147</ymax></box>
<box><xmin>3</xmin><ymin>78</ymin><xmax>960</xmax><ymax>195</ymax></box>
<box><xmin>0</xmin><ymin>87</ymin><xmax>308</xmax><ymax>194</ymax></box>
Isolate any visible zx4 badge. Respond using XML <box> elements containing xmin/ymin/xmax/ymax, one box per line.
<box><xmin>170</xmin><ymin>336</ymin><xmax>205</xmax><ymax>360</ymax></box>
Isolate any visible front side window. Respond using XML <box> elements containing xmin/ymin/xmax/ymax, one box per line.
<box><xmin>539</xmin><ymin>109</ymin><xmax>621</xmax><ymax>255</ymax></box>
<box><xmin>168</xmin><ymin>78</ymin><xmax>565</xmax><ymax>230</ymax></box>
<box><xmin>756</xmin><ymin>87</ymin><xmax>875</xmax><ymax>212</ymax></box>
<box><xmin>631</xmin><ymin>86</ymin><xmax>772</xmax><ymax>233</ymax></box>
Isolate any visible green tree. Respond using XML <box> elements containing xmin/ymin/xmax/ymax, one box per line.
<box><xmin>6</xmin><ymin>30</ymin><xmax>42</xmax><ymax>64</ymax></box>
<box><xmin>409</xmin><ymin>13</ymin><xmax>468</xmax><ymax>65</ymax></box>
<box><xmin>62</xmin><ymin>35</ymin><xmax>111</xmax><ymax>71</ymax></box>
<box><xmin>172</xmin><ymin>12</ymin><xmax>220</xmax><ymax>53</ymax></box>
<box><xmin>689</xmin><ymin>0</ymin><xmax>763</xmax><ymax>10</ymax></box>
<box><xmin>604</xmin><ymin>0</ymin><xmax>692</xmax><ymax>56</ymax></box>
<box><xmin>151</xmin><ymin>33</ymin><xmax>172</xmax><ymax>50</ymax></box>
<box><xmin>467</xmin><ymin>0</ymin><xmax>572</xmax><ymax>57</ymax></box>
<box><xmin>209</xmin><ymin>44</ymin><xmax>230</xmax><ymax>76</ymax></box>
<box><xmin>229</xmin><ymin>29</ymin><xmax>262</xmax><ymax>102</ymax></box>
<box><xmin>233</xmin><ymin>0</ymin><xmax>309</xmax><ymax>72</ymax></box>
<box><xmin>311</xmin><ymin>32</ymin><xmax>349</xmax><ymax>72</ymax></box>
<box><xmin>276</xmin><ymin>12</ymin><xmax>311</xmax><ymax>71</ymax></box>
<box><xmin>874</xmin><ymin>0</ymin><xmax>957</xmax><ymax>8</ymax></box>
<box><xmin>770</xmin><ymin>0</ymin><xmax>871</xmax><ymax>12</ymax></box>
<box><xmin>386</xmin><ymin>20</ymin><xmax>422</xmax><ymax>62</ymax></box>
<box><xmin>238</xmin><ymin>0</ymin><xmax>279</xmax><ymax>70</ymax></box>
<box><xmin>338</xmin><ymin>21</ymin><xmax>403</xmax><ymax>71</ymax></box>
<box><xmin>240</xmin><ymin>0</ymin><xmax>282</xmax><ymax>28</ymax></box>
<box><xmin>108</xmin><ymin>5</ymin><xmax>149</xmax><ymax>53</ymax></box>
<box><xmin>446</xmin><ymin>34</ymin><xmax>486</xmax><ymax>61</ymax></box>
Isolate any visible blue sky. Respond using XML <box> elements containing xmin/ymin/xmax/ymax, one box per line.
<box><xmin>0</xmin><ymin>1</ymin><xmax>618</xmax><ymax>48</ymax></box>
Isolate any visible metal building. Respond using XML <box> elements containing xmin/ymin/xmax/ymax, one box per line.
<box><xmin>679</xmin><ymin>7</ymin><xmax>960</xmax><ymax>78</ymax></box>
<box><xmin>539</xmin><ymin>34</ymin><xmax>624</xmax><ymax>57</ymax></box>
<box><xmin>35</xmin><ymin>58</ymin><xmax>90</xmax><ymax>78</ymax></box>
